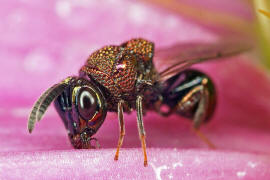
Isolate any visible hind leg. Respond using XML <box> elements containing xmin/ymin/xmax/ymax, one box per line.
<box><xmin>157</xmin><ymin>70</ymin><xmax>217</xmax><ymax>148</ymax></box>
<box><xmin>175</xmin><ymin>80</ymin><xmax>216</xmax><ymax>149</ymax></box>
<box><xmin>181</xmin><ymin>83</ymin><xmax>216</xmax><ymax>149</ymax></box>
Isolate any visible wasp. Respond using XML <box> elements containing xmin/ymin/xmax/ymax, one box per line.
<box><xmin>28</xmin><ymin>38</ymin><xmax>250</xmax><ymax>166</ymax></box>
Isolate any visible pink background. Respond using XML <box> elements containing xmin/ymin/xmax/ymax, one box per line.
<box><xmin>1</xmin><ymin>0</ymin><xmax>270</xmax><ymax>179</ymax></box>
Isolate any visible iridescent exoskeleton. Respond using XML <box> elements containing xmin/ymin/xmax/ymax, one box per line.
<box><xmin>28</xmin><ymin>38</ymin><xmax>250</xmax><ymax>166</ymax></box>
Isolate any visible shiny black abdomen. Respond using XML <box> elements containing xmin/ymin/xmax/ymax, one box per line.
<box><xmin>161</xmin><ymin>69</ymin><xmax>216</xmax><ymax>121</ymax></box>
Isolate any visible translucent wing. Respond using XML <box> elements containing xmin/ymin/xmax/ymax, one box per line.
<box><xmin>154</xmin><ymin>39</ymin><xmax>252</xmax><ymax>82</ymax></box>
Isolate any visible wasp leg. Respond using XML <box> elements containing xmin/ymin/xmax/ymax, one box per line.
<box><xmin>191</xmin><ymin>127</ymin><xmax>215</xmax><ymax>149</ymax></box>
<box><xmin>136</xmin><ymin>95</ymin><xmax>148</xmax><ymax>167</ymax></box>
<box><xmin>89</xmin><ymin>137</ymin><xmax>100</xmax><ymax>149</ymax></box>
<box><xmin>178</xmin><ymin>84</ymin><xmax>216</xmax><ymax>149</ymax></box>
<box><xmin>154</xmin><ymin>94</ymin><xmax>184</xmax><ymax>117</ymax></box>
<box><xmin>114</xmin><ymin>100</ymin><xmax>126</xmax><ymax>161</ymax></box>
<box><xmin>154</xmin><ymin>99</ymin><xmax>177</xmax><ymax>117</ymax></box>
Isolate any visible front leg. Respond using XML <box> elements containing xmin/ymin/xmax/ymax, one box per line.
<box><xmin>114</xmin><ymin>100</ymin><xmax>126</xmax><ymax>161</ymax></box>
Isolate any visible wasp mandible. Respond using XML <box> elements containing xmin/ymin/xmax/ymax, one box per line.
<box><xmin>28</xmin><ymin>38</ymin><xmax>251</xmax><ymax>166</ymax></box>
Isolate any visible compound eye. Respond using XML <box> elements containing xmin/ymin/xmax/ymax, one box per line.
<box><xmin>78</xmin><ymin>87</ymin><xmax>98</xmax><ymax>120</ymax></box>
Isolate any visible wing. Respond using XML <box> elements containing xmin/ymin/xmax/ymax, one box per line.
<box><xmin>154</xmin><ymin>39</ymin><xmax>252</xmax><ymax>82</ymax></box>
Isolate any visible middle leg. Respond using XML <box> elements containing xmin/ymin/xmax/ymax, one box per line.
<box><xmin>136</xmin><ymin>95</ymin><xmax>148</xmax><ymax>167</ymax></box>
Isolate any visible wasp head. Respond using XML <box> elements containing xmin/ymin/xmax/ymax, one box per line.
<box><xmin>28</xmin><ymin>77</ymin><xmax>107</xmax><ymax>149</ymax></box>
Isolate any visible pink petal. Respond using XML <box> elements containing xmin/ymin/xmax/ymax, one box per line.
<box><xmin>1</xmin><ymin>0</ymin><xmax>269</xmax><ymax>179</ymax></box>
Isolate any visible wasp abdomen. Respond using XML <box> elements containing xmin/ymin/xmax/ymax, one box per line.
<box><xmin>161</xmin><ymin>69</ymin><xmax>216</xmax><ymax>123</ymax></box>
